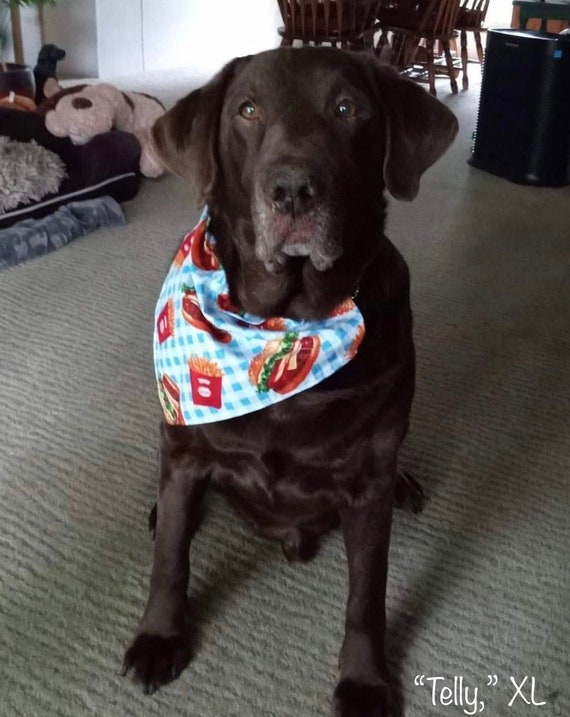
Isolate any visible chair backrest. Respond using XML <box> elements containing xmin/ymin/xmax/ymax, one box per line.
<box><xmin>456</xmin><ymin>0</ymin><xmax>490</xmax><ymax>29</ymax></box>
<box><xmin>415</xmin><ymin>0</ymin><xmax>461</xmax><ymax>36</ymax></box>
<box><xmin>277</xmin><ymin>0</ymin><xmax>382</xmax><ymax>40</ymax></box>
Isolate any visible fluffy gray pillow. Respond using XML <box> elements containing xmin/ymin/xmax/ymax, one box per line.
<box><xmin>0</xmin><ymin>136</ymin><xmax>67</xmax><ymax>214</ymax></box>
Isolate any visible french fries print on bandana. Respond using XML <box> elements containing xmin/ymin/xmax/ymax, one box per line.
<box><xmin>153</xmin><ymin>207</ymin><xmax>365</xmax><ymax>425</ymax></box>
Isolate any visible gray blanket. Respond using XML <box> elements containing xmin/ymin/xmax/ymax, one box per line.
<box><xmin>0</xmin><ymin>196</ymin><xmax>125</xmax><ymax>271</ymax></box>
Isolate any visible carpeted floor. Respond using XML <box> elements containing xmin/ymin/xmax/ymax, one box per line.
<box><xmin>0</xmin><ymin>63</ymin><xmax>568</xmax><ymax>717</ymax></box>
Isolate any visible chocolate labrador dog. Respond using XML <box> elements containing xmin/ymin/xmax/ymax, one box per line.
<box><xmin>123</xmin><ymin>47</ymin><xmax>457</xmax><ymax>716</ymax></box>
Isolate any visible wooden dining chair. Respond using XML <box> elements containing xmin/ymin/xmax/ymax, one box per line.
<box><xmin>455</xmin><ymin>0</ymin><xmax>490</xmax><ymax>89</ymax></box>
<box><xmin>375</xmin><ymin>0</ymin><xmax>462</xmax><ymax>95</ymax></box>
<box><xmin>277</xmin><ymin>0</ymin><xmax>382</xmax><ymax>50</ymax></box>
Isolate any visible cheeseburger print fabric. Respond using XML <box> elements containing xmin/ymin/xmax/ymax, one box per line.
<box><xmin>154</xmin><ymin>207</ymin><xmax>365</xmax><ymax>425</ymax></box>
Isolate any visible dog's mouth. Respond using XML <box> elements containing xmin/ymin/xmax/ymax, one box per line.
<box><xmin>252</xmin><ymin>197</ymin><xmax>342</xmax><ymax>274</ymax></box>
<box><xmin>275</xmin><ymin>214</ymin><xmax>315</xmax><ymax>257</ymax></box>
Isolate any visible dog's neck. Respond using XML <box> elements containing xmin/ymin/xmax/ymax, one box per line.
<box><xmin>207</xmin><ymin>202</ymin><xmax>381</xmax><ymax>322</ymax></box>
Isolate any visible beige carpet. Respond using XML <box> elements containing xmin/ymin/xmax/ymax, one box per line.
<box><xmin>0</xmin><ymin>64</ymin><xmax>569</xmax><ymax>717</ymax></box>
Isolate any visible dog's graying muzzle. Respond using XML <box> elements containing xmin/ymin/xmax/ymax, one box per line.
<box><xmin>253</xmin><ymin>163</ymin><xmax>340</xmax><ymax>275</ymax></box>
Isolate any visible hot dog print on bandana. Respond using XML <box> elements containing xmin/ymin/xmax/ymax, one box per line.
<box><xmin>154</xmin><ymin>207</ymin><xmax>365</xmax><ymax>425</ymax></box>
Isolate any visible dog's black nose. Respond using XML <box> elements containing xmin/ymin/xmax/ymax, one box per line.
<box><xmin>267</xmin><ymin>167</ymin><xmax>320</xmax><ymax>217</ymax></box>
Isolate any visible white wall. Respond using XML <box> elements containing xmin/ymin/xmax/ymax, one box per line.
<box><xmin>95</xmin><ymin>0</ymin><xmax>143</xmax><ymax>77</ymax></box>
<box><xmin>43</xmin><ymin>0</ymin><xmax>98</xmax><ymax>78</ymax></box>
<box><xmin>486</xmin><ymin>0</ymin><xmax>515</xmax><ymax>29</ymax></box>
<box><xmin>142</xmin><ymin>0</ymin><xmax>282</xmax><ymax>79</ymax></box>
<box><xmin>38</xmin><ymin>0</ymin><xmax>280</xmax><ymax>80</ymax></box>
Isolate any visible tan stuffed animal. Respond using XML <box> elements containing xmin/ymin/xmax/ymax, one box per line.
<box><xmin>38</xmin><ymin>79</ymin><xmax>165</xmax><ymax>177</ymax></box>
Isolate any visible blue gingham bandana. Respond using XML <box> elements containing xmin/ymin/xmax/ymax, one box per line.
<box><xmin>154</xmin><ymin>208</ymin><xmax>365</xmax><ymax>425</ymax></box>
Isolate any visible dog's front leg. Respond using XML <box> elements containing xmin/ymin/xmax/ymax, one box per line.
<box><xmin>123</xmin><ymin>424</ymin><xmax>209</xmax><ymax>694</ymax></box>
<box><xmin>334</xmin><ymin>469</ymin><xmax>396</xmax><ymax>717</ymax></box>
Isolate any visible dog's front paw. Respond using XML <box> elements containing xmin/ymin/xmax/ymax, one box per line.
<box><xmin>334</xmin><ymin>678</ymin><xmax>392</xmax><ymax>717</ymax></box>
<box><xmin>122</xmin><ymin>633</ymin><xmax>191</xmax><ymax>694</ymax></box>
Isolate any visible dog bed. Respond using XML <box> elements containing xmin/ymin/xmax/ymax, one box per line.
<box><xmin>0</xmin><ymin>107</ymin><xmax>141</xmax><ymax>232</ymax></box>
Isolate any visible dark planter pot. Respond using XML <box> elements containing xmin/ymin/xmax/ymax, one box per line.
<box><xmin>0</xmin><ymin>62</ymin><xmax>35</xmax><ymax>100</ymax></box>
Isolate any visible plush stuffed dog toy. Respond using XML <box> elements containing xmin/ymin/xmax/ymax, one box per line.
<box><xmin>38</xmin><ymin>80</ymin><xmax>165</xmax><ymax>178</ymax></box>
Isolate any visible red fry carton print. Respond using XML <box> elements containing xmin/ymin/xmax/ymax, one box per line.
<box><xmin>189</xmin><ymin>357</ymin><xmax>223</xmax><ymax>409</ymax></box>
<box><xmin>156</xmin><ymin>299</ymin><xmax>175</xmax><ymax>345</ymax></box>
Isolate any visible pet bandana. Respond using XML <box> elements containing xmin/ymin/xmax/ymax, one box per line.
<box><xmin>154</xmin><ymin>207</ymin><xmax>365</xmax><ymax>425</ymax></box>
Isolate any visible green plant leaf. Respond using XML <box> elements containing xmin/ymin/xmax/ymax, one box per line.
<box><xmin>3</xmin><ymin>1</ymin><xmax>59</xmax><ymax>8</ymax></box>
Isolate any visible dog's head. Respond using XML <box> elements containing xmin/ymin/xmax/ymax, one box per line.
<box><xmin>152</xmin><ymin>48</ymin><xmax>457</xmax><ymax>311</ymax></box>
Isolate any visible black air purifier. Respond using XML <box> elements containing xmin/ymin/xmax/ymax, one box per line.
<box><xmin>469</xmin><ymin>28</ymin><xmax>570</xmax><ymax>186</ymax></box>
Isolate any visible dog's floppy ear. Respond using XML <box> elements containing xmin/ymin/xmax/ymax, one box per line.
<box><xmin>371</xmin><ymin>64</ymin><xmax>458</xmax><ymax>201</ymax></box>
<box><xmin>151</xmin><ymin>57</ymin><xmax>247</xmax><ymax>204</ymax></box>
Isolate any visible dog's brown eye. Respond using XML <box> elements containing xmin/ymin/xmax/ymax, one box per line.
<box><xmin>335</xmin><ymin>100</ymin><xmax>357</xmax><ymax>119</ymax></box>
<box><xmin>239</xmin><ymin>101</ymin><xmax>259</xmax><ymax>120</ymax></box>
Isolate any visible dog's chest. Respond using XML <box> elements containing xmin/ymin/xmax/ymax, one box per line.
<box><xmin>204</xmin><ymin>410</ymin><xmax>377</xmax><ymax>520</ymax></box>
